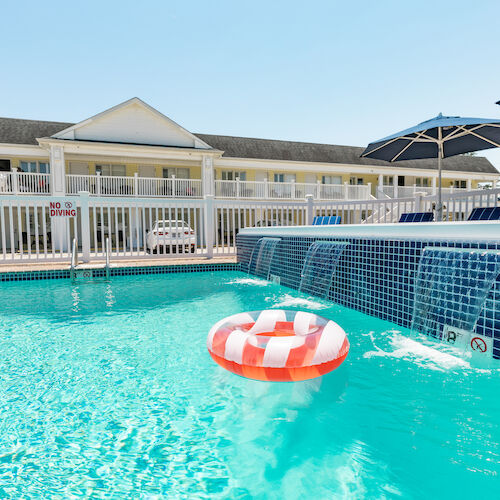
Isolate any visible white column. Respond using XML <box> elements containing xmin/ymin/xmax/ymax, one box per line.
<box><xmin>467</xmin><ymin>178</ymin><xmax>472</xmax><ymax>191</ymax></box>
<box><xmin>49</xmin><ymin>145</ymin><xmax>68</xmax><ymax>251</ymax></box>
<box><xmin>377</xmin><ymin>174</ymin><xmax>383</xmax><ymax>198</ymax></box>
<box><xmin>394</xmin><ymin>175</ymin><xmax>399</xmax><ymax>198</ymax></box>
<box><xmin>50</xmin><ymin>145</ymin><xmax>66</xmax><ymax>196</ymax></box>
<box><xmin>202</xmin><ymin>156</ymin><xmax>215</xmax><ymax>196</ymax></box>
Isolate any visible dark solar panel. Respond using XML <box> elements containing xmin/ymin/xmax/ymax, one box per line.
<box><xmin>399</xmin><ymin>212</ymin><xmax>434</xmax><ymax>223</ymax></box>
<box><xmin>468</xmin><ymin>207</ymin><xmax>500</xmax><ymax>221</ymax></box>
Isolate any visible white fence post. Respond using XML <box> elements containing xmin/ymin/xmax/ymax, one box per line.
<box><xmin>367</xmin><ymin>182</ymin><xmax>372</xmax><ymax>198</ymax></box>
<box><xmin>291</xmin><ymin>180</ymin><xmax>296</xmax><ymax>199</ymax></box>
<box><xmin>12</xmin><ymin>168</ymin><xmax>19</xmax><ymax>195</ymax></box>
<box><xmin>415</xmin><ymin>192</ymin><xmax>423</xmax><ymax>213</ymax></box>
<box><xmin>264</xmin><ymin>178</ymin><xmax>269</xmax><ymax>199</ymax></box>
<box><xmin>236</xmin><ymin>177</ymin><xmax>240</xmax><ymax>198</ymax></box>
<box><xmin>316</xmin><ymin>180</ymin><xmax>321</xmax><ymax>200</ymax></box>
<box><xmin>79</xmin><ymin>191</ymin><xmax>91</xmax><ymax>262</ymax></box>
<box><xmin>204</xmin><ymin>194</ymin><xmax>214</xmax><ymax>258</ymax></box>
<box><xmin>306</xmin><ymin>194</ymin><xmax>314</xmax><ymax>225</ymax></box>
<box><xmin>134</xmin><ymin>172</ymin><xmax>139</xmax><ymax>197</ymax></box>
<box><xmin>96</xmin><ymin>172</ymin><xmax>101</xmax><ymax>196</ymax></box>
<box><xmin>344</xmin><ymin>182</ymin><xmax>349</xmax><ymax>200</ymax></box>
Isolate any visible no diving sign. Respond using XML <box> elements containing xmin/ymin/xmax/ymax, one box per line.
<box><xmin>49</xmin><ymin>200</ymin><xmax>76</xmax><ymax>218</ymax></box>
<box><xmin>443</xmin><ymin>325</ymin><xmax>492</xmax><ymax>365</ymax></box>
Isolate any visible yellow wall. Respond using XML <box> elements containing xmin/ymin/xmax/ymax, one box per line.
<box><xmin>1</xmin><ymin>154</ymin><xmax>495</xmax><ymax>190</ymax></box>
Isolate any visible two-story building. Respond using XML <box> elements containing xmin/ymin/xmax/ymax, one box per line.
<box><xmin>0</xmin><ymin>97</ymin><xmax>498</xmax><ymax>201</ymax></box>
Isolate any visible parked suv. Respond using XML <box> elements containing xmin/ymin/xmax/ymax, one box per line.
<box><xmin>146</xmin><ymin>220</ymin><xmax>196</xmax><ymax>254</ymax></box>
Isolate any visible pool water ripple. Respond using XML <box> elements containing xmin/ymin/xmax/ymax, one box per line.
<box><xmin>0</xmin><ymin>272</ymin><xmax>498</xmax><ymax>498</ymax></box>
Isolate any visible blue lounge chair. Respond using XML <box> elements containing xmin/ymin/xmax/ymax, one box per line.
<box><xmin>467</xmin><ymin>207</ymin><xmax>500</xmax><ymax>221</ymax></box>
<box><xmin>312</xmin><ymin>216</ymin><xmax>341</xmax><ymax>225</ymax></box>
<box><xmin>398</xmin><ymin>212</ymin><xmax>434</xmax><ymax>223</ymax></box>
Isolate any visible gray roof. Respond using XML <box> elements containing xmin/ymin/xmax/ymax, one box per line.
<box><xmin>0</xmin><ymin>117</ymin><xmax>497</xmax><ymax>174</ymax></box>
<box><xmin>0</xmin><ymin>117</ymin><xmax>73</xmax><ymax>145</ymax></box>
<box><xmin>196</xmin><ymin>134</ymin><xmax>499</xmax><ymax>174</ymax></box>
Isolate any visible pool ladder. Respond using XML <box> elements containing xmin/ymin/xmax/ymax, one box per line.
<box><xmin>70</xmin><ymin>237</ymin><xmax>111</xmax><ymax>281</ymax></box>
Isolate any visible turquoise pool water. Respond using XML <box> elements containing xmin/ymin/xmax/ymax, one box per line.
<box><xmin>0</xmin><ymin>271</ymin><xmax>499</xmax><ymax>498</ymax></box>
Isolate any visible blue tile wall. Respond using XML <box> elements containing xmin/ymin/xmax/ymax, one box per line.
<box><xmin>237</xmin><ymin>233</ymin><xmax>500</xmax><ymax>359</ymax></box>
<box><xmin>0</xmin><ymin>263</ymin><xmax>240</xmax><ymax>282</ymax></box>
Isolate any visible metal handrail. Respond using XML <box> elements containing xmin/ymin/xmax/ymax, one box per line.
<box><xmin>70</xmin><ymin>238</ymin><xmax>78</xmax><ymax>279</ymax></box>
<box><xmin>105</xmin><ymin>237</ymin><xmax>110</xmax><ymax>280</ymax></box>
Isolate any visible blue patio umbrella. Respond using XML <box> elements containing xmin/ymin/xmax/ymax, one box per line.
<box><xmin>361</xmin><ymin>113</ymin><xmax>500</xmax><ymax>220</ymax></box>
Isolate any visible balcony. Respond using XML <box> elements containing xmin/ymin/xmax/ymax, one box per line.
<box><xmin>377</xmin><ymin>185</ymin><xmax>469</xmax><ymax>199</ymax></box>
<box><xmin>65</xmin><ymin>174</ymin><xmax>203</xmax><ymax>198</ymax></box>
<box><xmin>214</xmin><ymin>180</ymin><xmax>372</xmax><ymax>200</ymax></box>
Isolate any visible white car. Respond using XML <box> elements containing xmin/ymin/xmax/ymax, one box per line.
<box><xmin>146</xmin><ymin>220</ymin><xmax>196</xmax><ymax>254</ymax></box>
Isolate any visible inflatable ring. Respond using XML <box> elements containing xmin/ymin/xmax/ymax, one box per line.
<box><xmin>207</xmin><ymin>310</ymin><xmax>349</xmax><ymax>381</ymax></box>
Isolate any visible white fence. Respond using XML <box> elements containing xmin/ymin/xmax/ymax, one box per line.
<box><xmin>0</xmin><ymin>188</ymin><xmax>498</xmax><ymax>263</ymax></box>
<box><xmin>66</xmin><ymin>174</ymin><xmax>203</xmax><ymax>198</ymax></box>
<box><xmin>214</xmin><ymin>180</ymin><xmax>371</xmax><ymax>200</ymax></box>
<box><xmin>377</xmin><ymin>185</ymin><xmax>468</xmax><ymax>199</ymax></box>
<box><xmin>0</xmin><ymin>172</ymin><xmax>51</xmax><ymax>195</ymax></box>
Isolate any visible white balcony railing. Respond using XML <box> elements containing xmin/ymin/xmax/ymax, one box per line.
<box><xmin>377</xmin><ymin>185</ymin><xmax>469</xmax><ymax>199</ymax></box>
<box><xmin>66</xmin><ymin>174</ymin><xmax>203</xmax><ymax>198</ymax></box>
<box><xmin>0</xmin><ymin>171</ymin><xmax>51</xmax><ymax>195</ymax></box>
<box><xmin>214</xmin><ymin>180</ymin><xmax>372</xmax><ymax>200</ymax></box>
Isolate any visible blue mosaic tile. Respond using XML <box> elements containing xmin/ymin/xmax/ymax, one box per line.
<box><xmin>237</xmin><ymin>233</ymin><xmax>500</xmax><ymax>359</ymax></box>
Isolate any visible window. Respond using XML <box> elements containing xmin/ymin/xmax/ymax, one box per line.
<box><xmin>350</xmin><ymin>176</ymin><xmax>363</xmax><ymax>185</ymax></box>
<box><xmin>163</xmin><ymin>167</ymin><xmax>191</xmax><ymax>179</ymax></box>
<box><xmin>415</xmin><ymin>177</ymin><xmax>430</xmax><ymax>187</ymax></box>
<box><xmin>95</xmin><ymin>164</ymin><xmax>126</xmax><ymax>176</ymax></box>
<box><xmin>454</xmin><ymin>180</ymin><xmax>467</xmax><ymax>189</ymax></box>
<box><xmin>274</xmin><ymin>173</ymin><xmax>295</xmax><ymax>183</ymax></box>
<box><xmin>383</xmin><ymin>175</ymin><xmax>394</xmax><ymax>186</ymax></box>
<box><xmin>322</xmin><ymin>175</ymin><xmax>342</xmax><ymax>185</ymax></box>
<box><xmin>19</xmin><ymin>161</ymin><xmax>50</xmax><ymax>173</ymax></box>
<box><xmin>0</xmin><ymin>159</ymin><xmax>11</xmax><ymax>172</ymax></box>
<box><xmin>221</xmin><ymin>170</ymin><xmax>246</xmax><ymax>181</ymax></box>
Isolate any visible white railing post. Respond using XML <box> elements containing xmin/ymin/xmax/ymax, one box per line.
<box><xmin>394</xmin><ymin>181</ymin><xmax>398</xmax><ymax>199</ymax></box>
<box><xmin>79</xmin><ymin>191</ymin><xmax>91</xmax><ymax>262</ymax></box>
<box><xmin>291</xmin><ymin>180</ymin><xmax>296</xmax><ymax>199</ymax></box>
<box><xmin>306</xmin><ymin>194</ymin><xmax>314</xmax><ymax>225</ymax></box>
<box><xmin>264</xmin><ymin>178</ymin><xmax>269</xmax><ymax>199</ymax></box>
<box><xmin>236</xmin><ymin>176</ymin><xmax>240</xmax><ymax>198</ymax></box>
<box><xmin>96</xmin><ymin>172</ymin><xmax>101</xmax><ymax>196</ymax></box>
<box><xmin>344</xmin><ymin>181</ymin><xmax>349</xmax><ymax>200</ymax></box>
<box><xmin>367</xmin><ymin>182</ymin><xmax>372</xmax><ymax>198</ymax></box>
<box><xmin>204</xmin><ymin>194</ymin><xmax>214</xmax><ymax>258</ymax></box>
<box><xmin>11</xmin><ymin>168</ymin><xmax>19</xmax><ymax>194</ymax></box>
<box><xmin>172</xmin><ymin>175</ymin><xmax>176</xmax><ymax>197</ymax></box>
<box><xmin>316</xmin><ymin>180</ymin><xmax>321</xmax><ymax>199</ymax></box>
<box><xmin>134</xmin><ymin>172</ymin><xmax>138</xmax><ymax>197</ymax></box>
<box><xmin>414</xmin><ymin>192</ymin><xmax>423</xmax><ymax>213</ymax></box>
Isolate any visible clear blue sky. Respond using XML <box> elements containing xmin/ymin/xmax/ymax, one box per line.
<box><xmin>1</xmin><ymin>0</ymin><xmax>500</xmax><ymax>170</ymax></box>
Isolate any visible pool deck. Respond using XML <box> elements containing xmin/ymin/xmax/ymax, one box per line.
<box><xmin>0</xmin><ymin>256</ymin><xmax>238</xmax><ymax>273</ymax></box>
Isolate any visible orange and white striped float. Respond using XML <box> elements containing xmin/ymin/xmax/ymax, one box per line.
<box><xmin>207</xmin><ymin>310</ymin><xmax>349</xmax><ymax>381</ymax></box>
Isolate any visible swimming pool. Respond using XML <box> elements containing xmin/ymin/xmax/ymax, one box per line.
<box><xmin>0</xmin><ymin>271</ymin><xmax>499</xmax><ymax>497</ymax></box>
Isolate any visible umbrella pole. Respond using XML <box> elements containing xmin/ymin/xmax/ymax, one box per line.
<box><xmin>437</xmin><ymin>128</ymin><xmax>443</xmax><ymax>221</ymax></box>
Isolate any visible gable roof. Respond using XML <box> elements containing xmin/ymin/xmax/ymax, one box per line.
<box><xmin>52</xmin><ymin>98</ymin><xmax>213</xmax><ymax>149</ymax></box>
<box><xmin>195</xmin><ymin>134</ymin><xmax>499</xmax><ymax>174</ymax></box>
<box><xmin>0</xmin><ymin>115</ymin><xmax>497</xmax><ymax>174</ymax></box>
